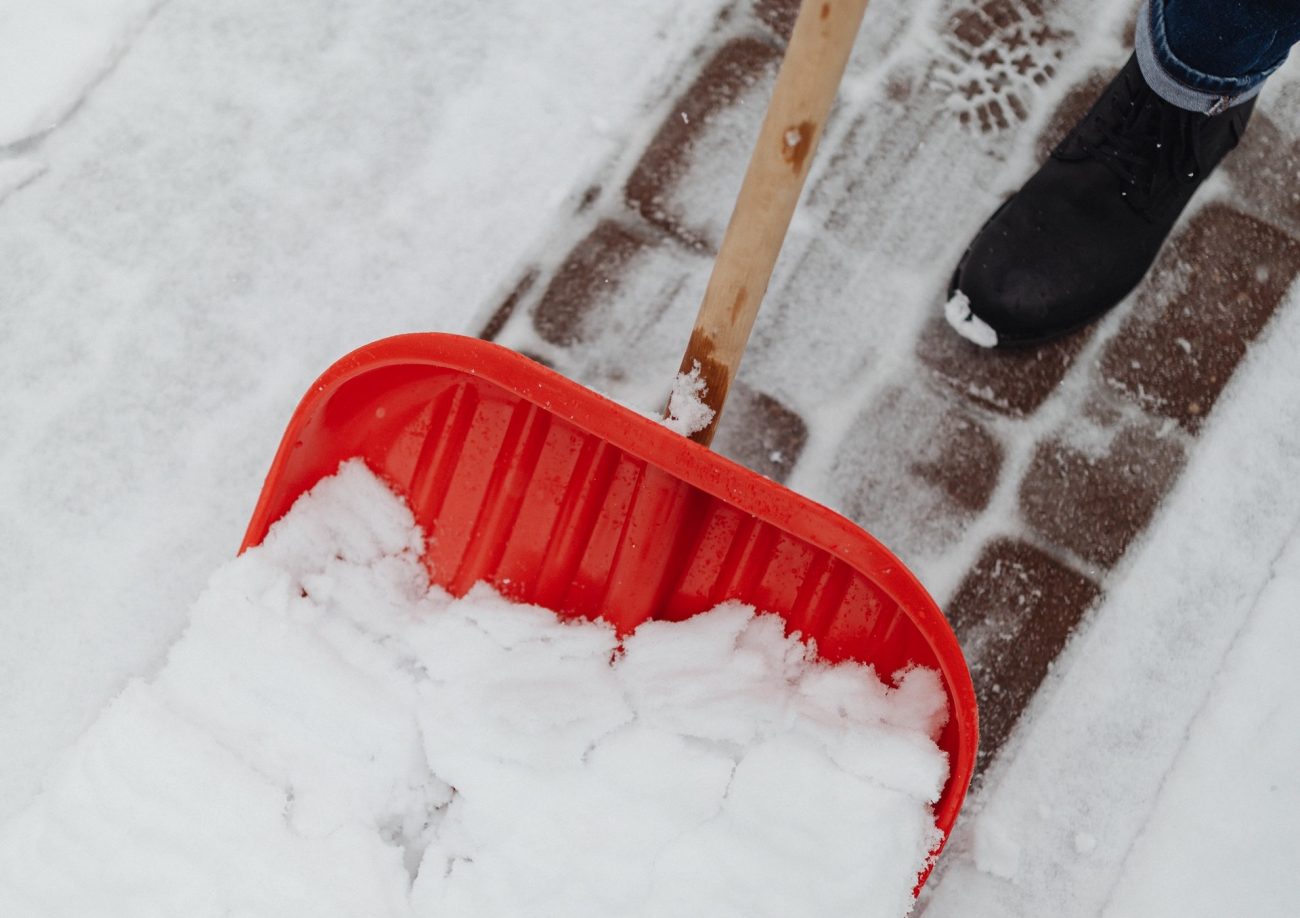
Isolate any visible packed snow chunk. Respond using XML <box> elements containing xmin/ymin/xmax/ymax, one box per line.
<box><xmin>0</xmin><ymin>460</ymin><xmax>948</xmax><ymax>917</ymax></box>
<box><xmin>944</xmin><ymin>291</ymin><xmax>999</xmax><ymax>348</ymax></box>
<box><xmin>662</xmin><ymin>360</ymin><xmax>717</xmax><ymax>436</ymax></box>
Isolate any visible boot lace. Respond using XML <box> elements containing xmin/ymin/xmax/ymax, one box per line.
<box><xmin>1072</xmin><ymin>69</ymin><xmax>1206</xmax><ymax>213</ymax></box>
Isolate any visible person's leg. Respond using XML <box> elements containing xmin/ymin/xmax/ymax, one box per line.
<box><xmin>946</xmin><ymin>2</ymin><xmax>1300</xmax><ymax>348</ymax></box>
<box><xmin>1142</xmin><ymin>0</ymin><xmax>1300</xmax><ymax>113</ymax></box>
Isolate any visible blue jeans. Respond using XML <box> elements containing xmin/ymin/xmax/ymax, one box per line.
<box><xmin>1137</xmin><ymin>0</ymin><xmax>1300</xmax><ymax>113</ymax></box>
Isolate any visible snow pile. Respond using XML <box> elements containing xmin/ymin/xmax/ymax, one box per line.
<box><xmin>0</xmin><ymin>0</ymin><xmax>162</xmax><ymax>147</ymax></box>
<box><xmin>0</xmin><ymin>461</ymin><xmax>949</xmax><ymax>917</ymax></box>
<box><xmin>662</xmin><ymin>361</ymin><xmax>717</xmax><ymax>437</ymax></box>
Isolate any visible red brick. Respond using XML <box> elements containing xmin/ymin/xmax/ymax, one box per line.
<box><xmin>950</xmin><ymin>8</ymin><xmax>996</xmax><ymax>49</ymax></box>
<box><xmin>478</xmin><ymin>268</ymin><xmax>538</xmax><ymax>341</ymax></box>
<box><xmin>532</xmin><ymin>220</ymin><xmax>651</xmax><ymax>347</ymax></box>
<box><xmin>712</xmin><ymin>383</ymin><xmax>808</xmax><ymax>483</ymax></box>
<box><xmin>624</xmin><ymin>37</ymin><xmax>781</xmax><ymax>249</ymax></box>
<box><xmin>830</xmin><ymin>384</ymin><xmax>1003</xmax><ymax>559</ymax></box>
<box><xmin>916</xmin><ymin>312</ymin><xmax>1091</xmax><ymax>417</ymax></box>
<box><xmin>946</xmin><ymin>538</ymin><xmax>1102</xmax><ymax>774</ymax></box>
<box><xmin>982</xmin><ymin>0</ymin><xmax>1026</xmax><ymax>31</ymax></box>
<box><xmin>752</xmin><ymin>0</ymin><xmax>800</xmax><ymax>40</ymax></box>
<box><xmin>1019</xmin><ymin>413</ymin><xmax>1186</xmax><ymax>568</ymax></box>
<box><xmin>1101</xmin><ymin>204</ymin><xmax>1300</xmax><ymax>431</ymax></box>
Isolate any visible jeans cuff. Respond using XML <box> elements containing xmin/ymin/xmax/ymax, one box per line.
<box><xmin>1136</xmin><ymin>0</ymin><xmax>1273</xmax><ymax>114</ymax></box>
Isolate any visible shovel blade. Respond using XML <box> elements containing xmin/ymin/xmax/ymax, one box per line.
<box><xmin>242</xmin><ymin>333</ymin><xmax>976</xmax><ymax>869</ymax></box>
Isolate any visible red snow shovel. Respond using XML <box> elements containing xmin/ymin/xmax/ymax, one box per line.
<box><xmin>242</xmin><ymin>0</ymin><xmax>976</xmax><ymax>886</ymax></box>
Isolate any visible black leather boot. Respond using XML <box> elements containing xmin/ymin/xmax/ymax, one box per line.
<box><xmin>947</xmin><ymin>53</ymin><xmax>1255</xmax><ymax>348</ymax></box>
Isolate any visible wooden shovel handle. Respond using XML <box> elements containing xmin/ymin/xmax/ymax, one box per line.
<box><xmin>677</xmin><ymin>0</ymin><xmax>870</xmax><ymax>447</ymax></box>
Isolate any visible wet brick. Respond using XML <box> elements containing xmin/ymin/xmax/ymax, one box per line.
<box><xmin>830</xmin><ymin>383</ymin><xmax>1003</xmax><ymax>560</ymax></box>
<box><xmin>532</xmin><ymin>220</ymin><xmax>652</xmax><ymax>347</ymax></box>
<box><xmin>916</xmin><ymin>313</ymin><xmax>1090</xmax><ymax>416</ymax></box>
<box><xmin>911</xmin><ymin>412</ymin><xmax>1004</xmax><ymax>515</ymax></box>
<box><xmin>1019</xmin><ymin>412</ymin><xmax>1186</xmax><ymax>568</ymax></box>
<box><xmin>624</xmin><ymin>37</ymin><xmax>781</xmax><ymax>248</ymax></box>
<box><xmin>950</xmin><ymin>8</ymin><xmax>994</xmax><ymax>49</ymax></box>
<box><xmin>946</xmin><ymin>537</ymin><xmax>1102</xmax><ymax>775</ymax></box>
<box><xmin>478</xmin><ymin>268</ymin><xmax>538</xmax><ymax>341</ymax></box>
<box><xmin>1101</xmin><ymin>203</ymin><xmax>1300</xmax><ymax>431</ymax></box>
<box><xmin>752</xmin><ymin>0</ymin><xmax>800</xmax><ymax>40</ymax></box>
<box><xmin>712</xmin><ymin>383</ymin><xmax>808</xmax><ymax>483</ymax></box>
<box><xmin>529</xmin><ymin>228</ymin><xmax>713</xmax><ymax>408</ymax></box>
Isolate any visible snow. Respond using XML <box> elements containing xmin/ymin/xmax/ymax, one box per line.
<box><xmin>662</xmin><ymin>361</ymin><xmax>717</xmax><ymax>437</ymax></box>
<box><xmin>1104</xmin><ymin>530</ymin><xmax>1300</xmax><ymax>917</ymax></box>
<box><xmin>0</xmin><ymin>461</ymin><xmax>948</xmax><ymax>916</ymax></box>
<box><xmin>0</xmin><ymin>0</ymin><xmax>162</xmax><ymax>146</ymax></box>
<box><xmin>0</xmin><ymin>158</ymin><xmax>44</xmax><ymax>203</ymax></box>
<box><xmin>0</xmin><ymin>0</ymin><xmax>728</xmax><ymax>822</ymax></box>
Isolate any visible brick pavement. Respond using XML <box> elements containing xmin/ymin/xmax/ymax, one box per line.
<box><xmin>477</xmin><ymin>0</ymin><xmax>1300</xmax><ymax>781</ymax></box>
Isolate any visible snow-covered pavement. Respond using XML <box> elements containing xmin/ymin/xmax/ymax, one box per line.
<box><xmin>0</xmin><ymin>0</ymin><xmax>726</xmax><ymax>820</ymax></box>
<box><xmin>3</xmin><ymin>0</ymin><xmax>1299</xmax><ymax>914</ymax></box>
<box><xmin>921</xmin><ymin>281</ymin><xmax>1300</xmax><ymax>917</ymax></box>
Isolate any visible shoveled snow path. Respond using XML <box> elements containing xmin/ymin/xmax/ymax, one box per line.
<box><xmin>920</xmin><ymin>285</ymin><xmax>1300</xmax><ymax>917</ymax></box>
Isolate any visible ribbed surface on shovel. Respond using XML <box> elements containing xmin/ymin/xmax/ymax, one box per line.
<box><xmin>264</xmin><ymin>365</ymin><xmax>915</xmax><ymax>669</ymax></box>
